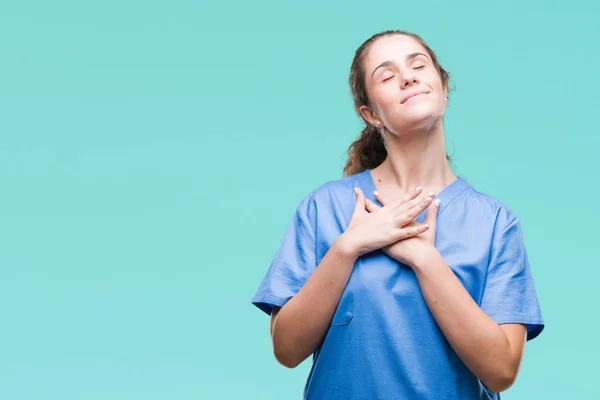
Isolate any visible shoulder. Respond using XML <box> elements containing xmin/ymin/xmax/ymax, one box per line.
<box><xmin>297</xmin><ymin>171</ymin><xmax>366</xmax><ymax>208</ymax></box>
<box><xmin>296</xmin><ymin>172</ymin><xmax>368</xmax><ymax>225</ymax></box>
<box><xmin>458</xmin><ymin>179</ymin><xmax>520</xmax><ymax>230</ymax></box>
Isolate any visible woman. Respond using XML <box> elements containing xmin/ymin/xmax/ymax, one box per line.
<box><xmin>251</xmin><ymin>30</ymin><xmax>544</xmax><ymax>399</ymax></box>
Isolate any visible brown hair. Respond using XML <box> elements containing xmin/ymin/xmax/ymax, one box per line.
<box><xmin>343</xmin><ymin>30</ymin><xmax>452</xmax><ymax>177</ymax></box>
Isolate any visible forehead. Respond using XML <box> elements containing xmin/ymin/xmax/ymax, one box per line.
<box><xmin>364</xmin><ymin>35</ymin><xmax>428</xmax><ymax>69</ymax></box>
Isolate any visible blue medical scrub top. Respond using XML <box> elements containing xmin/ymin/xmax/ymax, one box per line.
<box><xmin>252</xmin><ymin>170</ymin><xmax>544</xmax><ymax>400</ymax></box>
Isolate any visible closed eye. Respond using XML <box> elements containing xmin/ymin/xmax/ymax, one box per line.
<box><xmin>413</xmin><ymin>65</ymin><xmax>425</xmax><ymax>70</ymax></box>
<box><xmin>382</xmin><ymin>75</ymin><xmax>395</xmax><ymax>82</ymax></box>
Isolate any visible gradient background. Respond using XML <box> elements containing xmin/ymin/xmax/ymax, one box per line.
<box><xmin>1</xmin><ymin>0</ymin><xmax>598</xmax><ymax>399</ymax></box>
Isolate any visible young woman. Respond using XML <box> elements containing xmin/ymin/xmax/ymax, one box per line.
<box><xmin>252</xmin><ymin>30</ymin><xmax>544</xmax><ymax>399</ymax></box>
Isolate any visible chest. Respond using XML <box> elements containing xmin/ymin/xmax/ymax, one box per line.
<box><xmin>317</xmin><ymin>212</ymin><xmax>494</xmax><ymax>305</ymax></box>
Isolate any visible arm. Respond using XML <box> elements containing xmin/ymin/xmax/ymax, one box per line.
<box><xmin>412</xmin><ymin>249</ymin><xmax>527</xmax><ymax>393</ymax></box>
<box><xmin>266</xmin><ymin>187</ymin><xmax>433</xmax><ymax>368</ymax></box>
<box><xmin>368</xmin><ymin>192</ymin><xmax>539</xmax><ymax>393</ymax></box>
<box><xmin>270</xmin><ymin>237</ymin><xmax>358</xmax><ymax>368</ymax></box>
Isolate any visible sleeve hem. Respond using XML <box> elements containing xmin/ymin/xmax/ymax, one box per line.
<box><xmin>489</xmin><ymin>314</ymin><xmax>545</xmax><ymax>341</ymax></box>
<box><xmin>251</xmin><ymin>293</ymin><xmax>293</xmax><ymax>316</ymax></box>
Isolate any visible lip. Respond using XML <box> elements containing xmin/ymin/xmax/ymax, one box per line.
<box><xmin>401</xmin><ymin>90</ymin><xmax>430</xmax><ymax>104</ymax></box>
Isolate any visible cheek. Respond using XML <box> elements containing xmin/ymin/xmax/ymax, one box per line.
<box><xmin>423</xmin><ymin>76</ymin><xmax>446</xmax><ymax>104</ymax></box>
<box><xmin>368</xmin><ymin>87</ymin><xmax>396</xmax><ymax>119</ymax></box>
<box><xmin>373</xmin><ymin>85</ymin><xmax>396</xmax><ymax>102</ymax></box>
<box><xmin>376</xmin><ymin>87</ymin><xmax>401</xmax><ymax>111</ymax></box>
<box><xmin>426</xmin><ymin>73</ymin><xmax>445</xmax><ymax>93</ymax></box>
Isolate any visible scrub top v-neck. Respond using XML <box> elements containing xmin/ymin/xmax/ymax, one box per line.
<box><xmin>252</xmin><ymin>170</ymin><xmax>544</xmax><ymax>400</ymax></box>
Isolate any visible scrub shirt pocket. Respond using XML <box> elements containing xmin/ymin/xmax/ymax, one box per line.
<box><xmin>331</xmin><ymin>295</ymin><xmax>353</xmax><ymax>325</ymax></box>
<box><xmin>330</xmin><ymin>277</ymin><xmax>354</xmax><ymax>326</ymax></box>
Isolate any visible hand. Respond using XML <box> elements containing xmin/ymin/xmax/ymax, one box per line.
<box><xmin>338</xmin><ymin>186</ymin><xmax>435</xmax><ymax>258</ymax></box>
<box><xmin>367</xmin><ymin>189</ymin><xmax>440</xmax><ymax>268</ymax></box>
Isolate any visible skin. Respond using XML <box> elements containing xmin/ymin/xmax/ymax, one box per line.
<box><xmin>359</xmin><ymin>34</ymin><xmax>455</xmax><ymax>196</ymax></box>
<box><xmin>269</xmin><ymin>34</ymin><xmax>528</xmax><ymax>393</ymax></box>
<box><xmin>269</xmin><ymin>190</ymin><xmax>435</xmax><ymax>369</ymax></box>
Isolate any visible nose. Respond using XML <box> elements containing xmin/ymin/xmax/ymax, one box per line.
<box><xmin>400</xmin><ymin>70</ymin><xmax>419</xmax><ymax>89</ymax></box>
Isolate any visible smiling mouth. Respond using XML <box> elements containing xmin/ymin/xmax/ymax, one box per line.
<box><xmin>402</xmin><ymin>92</ymin><xmax>429</xmax><ymax>104</ymax></box>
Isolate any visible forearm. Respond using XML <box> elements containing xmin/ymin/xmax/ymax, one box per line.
<box><xmin>272</xmin><ymin>235</ymin><xmax>357</xmax><ymax>368</ymax></box>
<box><xmin>412</xmin><ymin>250</ymin><xmax>521</xmax><ymax>392</ymax></box>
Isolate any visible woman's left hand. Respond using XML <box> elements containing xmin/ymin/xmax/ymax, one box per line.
<box><xmin>366</xmin><ymin>191</ymin><xmax>440</xmax><ymax>268</ymax></box>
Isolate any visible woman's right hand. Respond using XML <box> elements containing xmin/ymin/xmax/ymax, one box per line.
<box><xmin>338</xmin><ymin>186</ymin><xmax>435</xmax><ymax>258</ymax></box>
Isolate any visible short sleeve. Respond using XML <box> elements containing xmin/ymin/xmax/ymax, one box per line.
<box><xmin>251</xmin><ymin>196</ymin><xmax>317</xmax><ymax>316</ymax></box>
<box><xmin>480</xmin><ymin>215</ymin><xmax>545</xmax><ymax>341</ymax></box>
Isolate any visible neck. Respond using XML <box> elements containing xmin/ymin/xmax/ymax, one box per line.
<box><xmin>374</xmin><ymin>122</ymin><xmax>456</xmax><ymax>197</ymax></box>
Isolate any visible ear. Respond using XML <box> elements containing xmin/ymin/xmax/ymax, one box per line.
<box><xmin>358</xmin><ymin>105</ymin><xmax>381</xmax><ymax>128</ymax></box>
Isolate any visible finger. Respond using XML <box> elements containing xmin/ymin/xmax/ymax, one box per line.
<box><xmin>373</xmin><ymin>186</ymin><xmax>423</xmax><ymax>207</ymax></box>
<box><xmin>403</xmin><ymin>185</ymin><xmax>423</xmax><ymax>203</ymax></box>
<box><xmin>372</xmin><ymin>190</ymin><xmax>389</xmax><ymax>206</ymax></box>
<box><xmin>424</xmin><ymin>198</ymin><xmax>441</xmax><ymax>235</ymax></box>
<box><xmin>352</xmin><ymin>187</ymin><xmax>366</xmax><ymax>217</ymax></box>
<box><xmin>365</xmin><ymin>198</ymin><xmax>381</xmax><ymax>213</ymax></box>
<box><xmin>393</xmin><ymin>189</ymin><xmax>434</xmax><ymax>212</ymax></box>
<box><xmin>394</xmin><ymin>191</ymin><xmax>436</xmax><ymax>225</ymax></box>
<box><xmin>374</xmin><ymin>185</ymin><xmax>422</xmax><ymax>207</ymax></box>
<box><xmin>392</xmin><ymin>223</ymin><xmax>430</xmax><ymax>241</ymax></box>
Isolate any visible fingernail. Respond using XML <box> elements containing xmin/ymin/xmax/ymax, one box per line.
<box><xmin>373</xmin><ymin>190</ymin><xmax>379</xmax><ymax>196</ymax></box>
<box><xmin>423</xmin><ymin>224</ymin><xmax>430</xmax><ymax>229</ymax></box>
<box><xmin>429</xmin><ymin>191</ymin><xmax>435</xmax><ymax>196</ymax></box>
<box><xmin>354</xmin><ymin>188</ymin><xmax>358</xmax><ymax>194</ymax></box>
<box><xmin>416</xmin><ymin>186</ymin><xmax>422</xmax><ymax>192</ymax></box>
<box><xmin>434</xmin><ymin>199</ymin><xmax>441</xmax><ymax>206</ymax></box>
<box><xmin>425</xmin><ymin>196</ymin><xmax>433</xmax><ymax>202</ymax></box>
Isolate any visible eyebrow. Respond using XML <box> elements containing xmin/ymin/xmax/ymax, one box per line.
<box><xmin>370</xmin><ymin>52</ymin><xmax>429</xmax><ymax>78</ymax></box>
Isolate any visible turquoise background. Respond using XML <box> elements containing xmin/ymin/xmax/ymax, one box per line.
<box><xmin>0</xmin><ymin>0</ymin><xmax>598</xmax><ymax>398</ymax></box>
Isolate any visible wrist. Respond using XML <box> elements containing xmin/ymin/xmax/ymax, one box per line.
<box><xmin>411</xmin><ymin>244</ymin><xmax>441</xmax><ymax>272</ymax></box>
<box><xmin>334</xmin><ymin>233</ymin><xmax>361</xmax><ymax>260</ymax></box>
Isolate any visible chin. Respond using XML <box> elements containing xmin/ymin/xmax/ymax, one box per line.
<box><xmin>396</xmin><ymin>105</ymin><xmax>444</xmax><ymax>131</ymax></box>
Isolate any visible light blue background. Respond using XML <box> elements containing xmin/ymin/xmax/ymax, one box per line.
<box><xmin>0</xmin><ymin>0</ymin><xmax>598</xmax><ymax>398</ymax></box>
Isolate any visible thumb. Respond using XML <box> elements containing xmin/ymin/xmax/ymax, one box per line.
<box><xmin>352</xmin><ymin>187</ymin><xmax>367</xmax><ymax>217</ymax></box>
